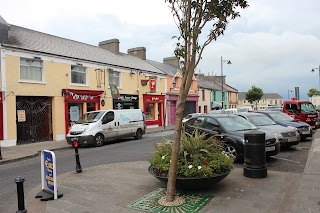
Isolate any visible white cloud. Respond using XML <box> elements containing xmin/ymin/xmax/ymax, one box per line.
<box><xmin>1</xmin><ymin>0</ymin><xmax>320</xmax><ymax>100</ymax></box>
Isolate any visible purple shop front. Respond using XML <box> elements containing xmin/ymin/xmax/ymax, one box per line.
<box><xmin>166</xmin><ymin>94</ymin><xmax>198</xmax><ymax>125</ymax></box>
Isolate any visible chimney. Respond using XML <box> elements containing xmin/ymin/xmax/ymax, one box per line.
<box><xmin>127</xmin><ymin>47</ymin><xmax>146</xmax><ymax>60</ymax></box>
<box><xmin>163</xmin><ymin>56</ymin><xmax>179</xmax><ymax>68</ymax></box>
<box><xmin>0</xmin><ymin>16</ymin><xmax>9</xmax><ymax>44</ymax></box>
<box><xmin>98</xmin><ymin>39</ymin><xmax>120</xmax><ymax>54</ymax></box>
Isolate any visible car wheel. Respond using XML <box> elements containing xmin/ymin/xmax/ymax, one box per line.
<box><xmin>94</xmin><ymin>134</ymin><xmax>104</xmax><ymax>147</ymax></box>
<box><xmin>135</xmin><ymin>129</ymin><xmax>143</xmax><ymax>140</ymax></box>
<box><xmin>224</xmin><ymin>144</ymin><xmax>239</xmax><ymax>162</ymax></box>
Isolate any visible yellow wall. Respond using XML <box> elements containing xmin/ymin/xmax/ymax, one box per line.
<box><xmin>4</xmin><ymin>55</ymin><xmax>167</xmax><ymax>139</ymax></box>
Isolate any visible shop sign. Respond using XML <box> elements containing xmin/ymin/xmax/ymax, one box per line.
<box><xmin>37</xmin><ymin>150</ymin><xmax>61</xmax><ymax>199</ymax></box>
<box><xmin>149</xmin><ymin>78</ymin><xmax>156</xmax><ymax>93</ymax></box>
<box><xmin>143</xmin><ymin>95</ymin><xmax>165</xmax><ymax>102</ymax></box>
<box><xmin>63</xmin><ymin>89</ymin><xmax>103</xmax><ymax>102</ymax></box>
<box><xmin>117</xmin><ymin>95</ymin><xmax>138</xmax><ymax>101</ymax></box>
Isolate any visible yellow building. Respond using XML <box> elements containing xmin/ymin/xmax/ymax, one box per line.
<box><xmin>0</xmin><ymin>16</ymin><xmax>166</xmax><ymax>146</ymax></box>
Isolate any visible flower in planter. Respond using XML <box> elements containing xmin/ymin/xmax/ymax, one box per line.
<box><xmin>148</xmin><ymin>130</ymin><xmax>234</xmax><ymax>178</ymax></box>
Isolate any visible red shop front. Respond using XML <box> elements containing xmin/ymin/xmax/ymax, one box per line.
<box><xmin>62</xmin><ymin>89</ymin><xmax>104</xmax><ymax>135</ymax></box>
<box><xmin>143</xmin><ymin>94</ymin><xmax>165</xmax><ymax>127</ymax></box>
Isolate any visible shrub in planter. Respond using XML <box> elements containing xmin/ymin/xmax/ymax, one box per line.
<box><xmin>148</xmin><ymin>130</ymin><xmax>234</xmax><ymax>181</ymax></box>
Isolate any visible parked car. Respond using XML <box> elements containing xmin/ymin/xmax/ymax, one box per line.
<box><xmin>265</xmin><ymin>106</ymin><xmax>282</xmax><ymax>111</ymax></box>
<box><xmin>67</xmin><ymin>109</ymin><xmax>145</xmax><ymax>147</ymax></box>
<box><xmin>208</xmin><ymin>109</ymin><xmax>225</xmax><ymax>114</ymax></box>
<box><xmin>184</xmin><ymin>114</ymin><xmax>280</xmax><ymax>162</ymax></box>
<box><xmin>236</xmin><ymin>112</ymin><xmax>300</xmax><ymax>148</ymax></box>
<box><xmin>256</xmin><ymin>111</ymin><xmax>313</xmax><ymax>141</ymax></box>
<box><xmin>182</xmin><ymin>113</ymin><xmax>205</xmax><ymax>129</ymax></box>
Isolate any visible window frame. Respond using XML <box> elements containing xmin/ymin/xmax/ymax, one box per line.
<box><xmin>20</xmin><ymin>57</ymin><xmax>44</xmax><ymax>83</ymax></box>
<box><xmin>71</xmin><ymin>65</ymin><xmax>87</xmax><ymax>85</ymax></box>
<box><xmin>108</xmin><ymin>69</ymin><xmax>121</xmax><ymax>88</ymax></box>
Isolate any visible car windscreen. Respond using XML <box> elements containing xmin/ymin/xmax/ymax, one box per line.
<box><xmin>215</xmin><ymin>116</ymin><xmax>258</xmax><ymax>132</ymax></box>
<box><xmin>247</xmin><ymin>115</ymin><xmax>276</xmax><ymax>126</ymax></box>
<box><xmin>300</xmin><ymin>102</ymin><xmax>316</xmax><ymax>114</ymax></box>
<box><xmin>267</xmin><ymin>112</ymin><xmax>294</xmax><ymax>122</ymax></box>
<box><xmin>76</xmin><ymin>111</ymin><xmax>105</xmax><ymax>124</ymax></box>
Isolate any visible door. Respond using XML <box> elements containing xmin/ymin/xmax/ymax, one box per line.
<box><xmin>184</xmin><ymin>101</ymin><xmax>196</xmax><ymax>118</ymax></box>
<box><xmin>169</xmin><ymin>101</ymin><xmax>176</xmax><ymax>125</ymax></box>
<box><xmin>16</xmin><ymin>96</ymin><xmax>52</xmax><ymax>144</ymax></box>
<box><xmin>101</xmin><ymin>111</ymin><xmax>117</xmax><ymax>139</ymax></box>
<box><xmin>116</xmin><ymin>111</ymin><xmax>132</xmax><ymax>137</ymax></box>
<box><xmin>158</xmin><ymin>103</ymin><xmax>163</xmax><ymax>126</ymax></box>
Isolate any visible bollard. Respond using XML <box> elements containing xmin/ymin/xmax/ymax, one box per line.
<box><xmin>73</xmin><ymin>139</ymin><xmax>82</xmax><ymax>173</ymax></box>
<box><xmin>15</xmin><ymin>176</ymin><xmax>27</xmax><ymax>213</ymax></box>
<box><xmin>243</xmin><ymin>130</ymin><xmax>267</xmax><ymax>178</ymax></box>
<box><xmin>0</xmin><ymin>143</ymin><xmax>2</xmax><ymax>160</ymax></box>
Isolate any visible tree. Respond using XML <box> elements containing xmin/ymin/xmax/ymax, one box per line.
<box><xmin>165</xmin><ymin>0</ymin><xmax>249</xmax><ymax>202</ymax></box>
<box><xmin>307</xmin><ymin>88</ymin><xmax>320</xmax><ymax>97</ymax></box>
<box><xmin>245</xmin><ymin>86</ymin><xmax>263</xmax><ymax>110</ymax></box>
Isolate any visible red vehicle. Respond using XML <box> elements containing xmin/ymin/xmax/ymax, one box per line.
<box><xmin>282</xmin><ymin>99</ymin><xmax>318</xmax><ymax>129</ymax></box>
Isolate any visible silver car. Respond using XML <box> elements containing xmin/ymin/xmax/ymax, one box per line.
<box><xmin>236</xmin><ymin>112</ymin><xmax>300</xmax><ymax>148</ymax></box>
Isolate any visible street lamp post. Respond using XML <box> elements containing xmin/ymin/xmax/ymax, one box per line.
<box><xmin>287</xmin><ymin>90</ymin><xmax>292</xmax><ymax>100</ymax></box>
<box><xmin>221</xmin><ymin>56</ymin><xmax>231</xmax><ymax>109</ymax></box>
<box><xmin>311</xmin><ymin>65</ymin><xmax>320</xmax><ymax>90</ymax></box>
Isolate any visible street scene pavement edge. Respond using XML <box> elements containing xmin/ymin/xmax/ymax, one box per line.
<box><xmin>1</xmin><ymin>126</ymin><xmax>320</xmax><ymax>213</ymax></box>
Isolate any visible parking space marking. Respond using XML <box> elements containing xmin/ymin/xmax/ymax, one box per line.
<box><xmin>272</xmin><ymin>156</ymin><xmax>301</xmax><ymax>164</ymax></box>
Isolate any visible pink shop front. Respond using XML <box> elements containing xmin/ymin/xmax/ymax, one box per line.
<box><xmin>166</xmin><ymin>94</ymin><xmax>198</xmax><ymax>125</ymax></box>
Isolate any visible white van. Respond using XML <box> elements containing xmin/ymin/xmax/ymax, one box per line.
<box><xmin>67</xmin><ymin>109</ymin><xmax>145</xmax><ymax>147</ymax></box>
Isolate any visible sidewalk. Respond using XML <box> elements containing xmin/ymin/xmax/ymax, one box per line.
<box><xmin>2</xmin><ymin>127</ymin><xmax>320</xmax><ymax>212</ymax></box>
<box><xmin>0</xmin><ymin>125</ymin><xmax>175</xmax><ymax>165</ymax></box>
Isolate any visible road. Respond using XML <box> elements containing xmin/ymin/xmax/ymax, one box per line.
<box><xmin>0</xmin><ymin>131</ymin><xmax>313</xmax><ymax>213</ymax></box>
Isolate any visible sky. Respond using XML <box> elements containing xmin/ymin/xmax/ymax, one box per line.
<box><xmin>1</xmin><ymin>0</ymin><xmax>320</xmax><ymax>101</ymax></box>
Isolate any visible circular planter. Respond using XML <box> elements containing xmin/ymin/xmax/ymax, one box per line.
<box><xmin>148</xmin><ymin>165</ymin><xmax>232</xmax><ymax>190</ymax></box>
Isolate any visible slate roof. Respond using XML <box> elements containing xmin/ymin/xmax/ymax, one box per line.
<box><xmin>197</xmin><ymin>78</ymin><xmax>221</xmax><ymax>90</ymax></box>
<box><xmin>238</xmin><ymin>92</ymin><xmax>283</xmax><ymax>100</ymax></box>
<box><xmin>2</xmin><ymin>24</ymin><xmax>164</xmax><ymax>74</ymax></box>
<box><xmin>146</xmin><ymin>59</ymin><xmax>178</xmax><ymax>76</ymax></box>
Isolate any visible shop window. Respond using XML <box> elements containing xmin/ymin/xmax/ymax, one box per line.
<box><xmin>68</xmin><ymin>103</ymin><xmax>83</xmax><ymax>127</ymax></box>
<box><xmin>71</xmin><ymin>65</ymin><xmax>87</xmax><ymax>85</ymax></box>
<box><xmin>87</xmin><ymin>103</ymin><xmax>96</xmax><ymax>112</ymax></box>
<box><xmin>20</xmin><ymin>58</ymin><xmax>43</xmax><ymax>82</ymax></box>
<box><xmin>145</xmin><ymin>103</ymin><xmax>155</xmax><ymax>120</ymax></box>
<box><xmin>108</xmin><ymin>69</ymin><xmax>120</xmax><ymax>87</ymax></box>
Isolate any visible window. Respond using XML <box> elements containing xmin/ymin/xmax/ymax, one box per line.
<box><xmin>203</xmin><ymin>117</ymin><xmax>219</xmax><ymax>130</ymax></box>
<box><xmin>213</xmin><ymin>91</ymin><xmax>216</xmax><ymax>101</ymax></box>
<box><xmin>198</xmin><ymin>106</ymin><xmax>201</xmax><ymax>113</ymax></box>
<box><xmin>20</xmin><ymin>58</ymin><xmax>43</xmax><ymax>82</ymax></box>
<box><xmin>193</xmin><ymin>117</ymin><xmax>205</xmax><ymax>127</ymax></box>
<box><xmin>204</xmin><ymin>105</ymin><xmax>208</xmax><ymax>114</ymax></box>
<box><xmin>71</xmin><ymin>65</ymin><xmax>86</xmax><ymax>84</ymax></box>
<box><xmin>108</xmin><ymin>69</ymin><xmax>120</xmax><ymax>86</ymax></box>
<box><xmin>202</xmin><ymin>89</ymin><xmax>205</xmax><ymax>101</ymax></box>
<box><xmin>275</xmin><ymin>100</ymin><xmax>278</xmax><ymax>105</ymax></box>
<box><xmin>102</xmin><ymin>111</ymin><xmax>115</xmax><ymax>123</ymax></box>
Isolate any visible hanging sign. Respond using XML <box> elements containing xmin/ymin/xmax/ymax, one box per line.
<box><xmin>149</xmin><ymin>78</ymin><xmax>156</xmax><ymax>93</ymax></box>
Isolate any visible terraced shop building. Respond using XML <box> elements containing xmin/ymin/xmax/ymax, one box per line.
<box><xmin>0</xmin><ymin>16</ymin><xmax>166</xmax><ymax>146</ymax></box>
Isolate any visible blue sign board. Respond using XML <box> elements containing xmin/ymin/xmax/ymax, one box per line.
<box><xmin>43</xmin><ymin>151</ymin><xmax>54</xmax><ymax>191</ymax></box>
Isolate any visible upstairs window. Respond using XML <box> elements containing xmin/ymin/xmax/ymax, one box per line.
<box><xmin>202</xmin><ymin>89</ymin><xmax>205</xmax><ymax>101</ymax></box>
<box><xmin>71</xmin><ymin>65</ymin><xmax>86</xmax><ymax>84</ymax></box>
<box><xmin>20</xmin><ymin>58</ymin><xmax>43</xmax><ymax>82</ymax></box>
<box><xmin>108</xmin><ymin>69</ymin><xmax>120</xmax><ymax>87</ymax></box>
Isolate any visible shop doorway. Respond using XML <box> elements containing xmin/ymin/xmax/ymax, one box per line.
<box><xmin>16</xmin><ymin>96</ymin><xmax>52</xmax><ymax>144</ymax></box>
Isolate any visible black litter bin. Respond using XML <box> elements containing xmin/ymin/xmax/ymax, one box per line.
<box><xmin>243</xmin><ymin>130</ymin><xmax>267</xmax><ymax>178</ymax></box>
